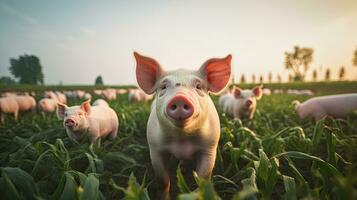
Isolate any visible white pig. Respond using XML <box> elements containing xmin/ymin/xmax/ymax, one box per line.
<box><xmin>219</xmin><ymin>85</ymin><xmax>263</xmax><ymax>120</ymax></box>
<box><xmin>92</xmin><ymin>99</ymin><xmax>109</xmax><ymax>107</ymax></box>
<box><xmin>102</xmin><ymin>89</ymin><xmax>117</xmax><ymax>101</ymax></box>
<box><xmin>55</xmin><ymin>92</ymin><xmax>67</xmax><ymax>104</ymax></box>
<box><xmin>0</xmin><ymin>96</ymin><xmax>19</xmax><ymax>123</ymax></box>
<box><xmin>38</xmin><ymin>98</ymin><xmax>58</xmax><ymax>113</ymax></box>
<box><xmin>293</xmin><ymin>93</ymin><xmax>357</xmax><ymax>121</ymax></box>
<box><xmin>84</xmin><ymin>93</ymin><xmax>92</xmax><ymax>100</ymax></box>
<box><xmin>134</xmin><ymin>52</ymin><xmax>231</xmax><ymax>198</ymax></box>
<box><xmin>57</xmin><ymin>100</ymin><xmax>119</xmax><ymax>144</ymax></box>
<box><xmin>15</xmin><ymin>95</ymin><xmax>37</xmax><ymax>112</ymax></box>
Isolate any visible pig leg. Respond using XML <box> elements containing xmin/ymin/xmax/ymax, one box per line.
<box><xmin>14</xmin><ymin>110</ymin><xmax>19</xmax><ymax>122</ymax></box>
<box><xmin>109</xmin><ymin>125</ymin><xmax>118</xmax><ymax>139</ymax></box>
<box><xmin>0</xmin><ymin>113</ymin><xmax>4</xmax><ymax>124</ymax></box>
<box><xmin>196</xmin><ymin>148</ymin><xmax>217</xmax><ymax>179</ymax></box>
<box><xmin>313</xmin><ymin>111</ymin><xmax>327</xmax><ymax>121</ymax></box>
<box><xmin>150</xmin><ymin>150</ymin><xmax>170</xmax><ymax>200</ymax></box>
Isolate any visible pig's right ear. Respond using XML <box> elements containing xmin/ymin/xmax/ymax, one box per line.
<box><xmin>199</xmin><ymin>54</ymin><xmax>232</xmax><ymax>94</ymax></box>
<box><xmin>232</xmin><ymin>87</ymin><xmax>242</xmax><ymax>98</ymax></box>
<box><xmin>134</xmin><ymin>52</ymin><xmax>164</xmax><ymax>94</ymax></box>
<box><xmin>56</xmin><ymin>103</ymin><xmax>67</xmax><ymax>120</ymax></box>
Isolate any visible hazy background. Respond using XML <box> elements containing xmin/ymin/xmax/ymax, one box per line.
<box><xmin>1</xmin><ymin>0</ymin><xmax>357</xmax><ymax>85</ymax></box>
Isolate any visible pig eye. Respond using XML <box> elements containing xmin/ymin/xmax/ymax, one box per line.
<box><xmin>161</xmin><ymin>85</ymin><xmax>167</xmax><ymax>90</ymax></box>
<box><xmin>196</xmin><ymin>83</ymin><xmax>202</xmax><ymax>90</ymax></box>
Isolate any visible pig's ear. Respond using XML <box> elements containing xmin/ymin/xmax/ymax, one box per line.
<box><xmin>134</xmin><ymin>52</ymin><xmax>164</xmax><ymax>94</ymax></box>
<box><xmin>80</xmin><ymin>100</ymin><xmax>91</xmax><ymax>115</ymax></box>
<box><xmin>57</xmin><ymin>103</ymin><xmax>68</xmax><ymax>120</ymax></box>
<box><xmin>253</xmin><ymin>85</ymin><xmax>263</xmax><ymax>100</ymax></box>
<box><xmin>232</xmin><ymin>86</ymin><xmax>242</xmax><ymax>98</ymax></box>
<box><xmin>199</xmin><ymin>54</ymin><xmax>232</xmax><ymax>94</ymax></box>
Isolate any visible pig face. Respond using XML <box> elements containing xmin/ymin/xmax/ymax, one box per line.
<box><xmin>233</xmin><ymin>86</ymin><xmax>263</xmax><ymax>110</ymax></box>
<box><xmin>134</xmin><ymin>52</ymin><xmax>231</xmax><ymax>130</ymax></box>
<box><xmin>57</xmin><ymin>101</ymin><xmax>91</xmax><ymax>133</ymax></box>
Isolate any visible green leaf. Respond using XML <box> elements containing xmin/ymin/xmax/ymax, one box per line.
<box><xmin>176</xmin><ymin>165</ymin><xmax>191</xmax><ymax>193</ymax></box>
<box><xmin>80</xmin><ymin>174</ymin><xmax>100</xmax><ymax>200</ymax></box>
<box><xmin>283</xmin><ymin>175</ymin><xmax>297</xmax><ymax>200</ymax></box>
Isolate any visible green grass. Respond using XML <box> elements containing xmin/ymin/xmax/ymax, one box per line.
<box><xmin>0</xmin><ymin>84</ymin><xmax>357</xmax><ymax>199</ymax></box>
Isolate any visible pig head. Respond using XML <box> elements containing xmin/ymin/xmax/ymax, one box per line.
<box><xmin>134</xmin><ymin>52</ymin><xmax>231</xmax><ymax>199</ymax></box>
<box><xmin>232</xmin><ymin>85</ymin><xmax>262</xmax><ymax>119</ymax></box>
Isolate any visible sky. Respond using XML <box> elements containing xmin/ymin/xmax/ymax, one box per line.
<box><xmin>0</xmin><ymin>0</ymin><xmax>357</xmax><ymax>85</ymax></box>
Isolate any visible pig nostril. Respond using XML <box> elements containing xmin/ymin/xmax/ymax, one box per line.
<box><xmin>171</xmin><ymin>105</ymin><xmax>177</xmax><ymax>110</ymax></box>
<box><xmin>183</xmin><ymin>104</ymin><xmax>190</xmax><ymax>110</ymax></box>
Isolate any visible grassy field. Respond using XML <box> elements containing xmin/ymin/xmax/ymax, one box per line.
<box><xmin>0</xmin><ymin>82</ymin><xmax>357</xmax><ymax>199</ymax></box>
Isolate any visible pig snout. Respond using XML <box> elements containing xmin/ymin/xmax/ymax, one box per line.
<box><xmin>246</xmin><ymin>99</ymin><xmax>253</xmax><ymax>107</ymax></box>
<box><xmin>166</xmin><ymin>95</ymin><xmax>194</xmax><ymax>121</ymax></box>
<box><xmin>64</xmin><ymin>118</ymin><xmax>77</xmax><ymax>127</ymax></box>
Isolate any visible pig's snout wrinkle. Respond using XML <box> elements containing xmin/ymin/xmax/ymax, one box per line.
<box><xmin>166</xmin><ymin>95</ymin><xmax>194</xmax><ymax>121</ymax></box>
<box><xmin>65</xmin><ymin>118</ymin><xmax>76</xmax><ymax>127</ymax></box>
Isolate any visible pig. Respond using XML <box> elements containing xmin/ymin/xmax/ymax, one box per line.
<box><xmin>293</xmin><ymin>93</ymin><xmax>357</xmax><ymax>121</ymax></box>
<box><xmin>262</xmin><ymin>88</ymin><xmax>271</xmax><ymax>96</ymax></box>
<box><xmin>128</xmin><ymin>89</ymin><xmax>153</xmax><ymax>102</ymax></box>
<box><xmin>84</xmin><ymin>93</ymin><xmax>92</xmax><ymax>100</ymax></box>
<box><xmin>219</xmin><ymin>85</ymin><xmax>263</xmax><ymax>120</ymax></box>
<box><xmin>15</xmin><ymin>95</ymin><xmax>37</xmax><ymax>112</ymax></box>
<box><xmin>92</xmin><ymin>99</ymin><xmax>109</xmax><ymax>107</ymax></box>
<box><xmin>134</xmin><ymin>52</ymin><xmax>232</xmax><ymax>199</ymax></box>
<box><xmin>273</xmin><ymin>89</ymin><xmax>284</xmax><ymax>94</ymax></box>
<box><xmin>56</xmin><ymin>100</ymin><xmax>119</xmax><ymax>144</ymax></box>
<box><xmin>93</xmin><ymin>90</ymin><xmax>103</xmax><ymax>96</ymax></box>
<box><xmin>102</xmin><ymin>89</ymin><xmax>117</xmax><ymax>101</ymax></box>
<box><xmin>75</xmin><ymin>90</ymin><xmax>86</xmax><ymax>99</ymax></box>
<box><xmin>0</xmin><ymin>96</ymin><xmax>19</xmax><ymax>123</ymax></box>
<box><xmin>55</xmin><ymin>92</ymin><xmax>67</xmax><ymax>104</ymax></box>
<box><xmin>38</xmin><ymin>98</ymin><xmax>58</xmax><ymax>113</ymax></box>
<box><xmin>116</xmin><ymin>89</ymin><xmax>127</xmax><ymax>94</ymax></box>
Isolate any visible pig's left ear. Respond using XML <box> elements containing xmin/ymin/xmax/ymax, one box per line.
<box><xmin>253</xmin><ymin>85</ymin><xmax>263</xmax><ymax>100</ymax></box>
<box><xmin>80</xmin><ymin>100</ymin><xmax>91</xmax><ymax>115</ymax></box>
<box><xmin>134</xmin><ymin>52</ymin><xmax>164</xmax><ymax>94</ymax></box>
<box><xmin>199</xmin><ymin>54</ymin><xmax>232</xmax><ymax>94</ymax></box>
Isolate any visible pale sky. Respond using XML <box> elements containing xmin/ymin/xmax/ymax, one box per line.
<box><xmin>0</xmin><ymin>0</ymin><xmax>357</xmax><ymax>85</ymax></box>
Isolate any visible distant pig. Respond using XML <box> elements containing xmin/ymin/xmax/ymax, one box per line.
<box><xmin>293</xmin><ymin>93</ymin><xmax>357</xmax><ymax>121</ymax></box>
<box><xmin>134</xmin><ymin>52</ymin><xmax>231</xmax><ymax>198</ymax></box>
<box><xmin>219</xmin><ymin>85</ymin><xmax>263</xmax><ymax>120</ymax></box>
<box><xmin>38</xmin><ymin>98</ymin><xmax>58</xmax><ymax>113</ymax></box>
<box><xmin>57</xmin><ymin>100</ymin><xmax>119</xmax><ymax>144</ymax></box>
<box><xmin>0</xmin><ymin>96</ymin><xmax>19</xmax><ymax>123</ymax></box>
<box><xmin>15</xmin><ymin>95</ymin><xmax>37</xmax><ymax>112</ymax></box>
<box><xmin>92</xmin><ymin>99</ymin><xmax>109</xmax><ymax>107</ymax></box>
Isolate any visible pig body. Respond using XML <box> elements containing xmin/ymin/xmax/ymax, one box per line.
<box><xmin>15</xmin><ymin>96</ymin><xmax>37</xmax><ymax>112</ymax></box>
<box><xmin>55</xmin><ymin>92</ymin><xmax>67</xmax><ymax>104</ymax></box>
<box><xmin>84</xmin><ymin>93</ymin><xmax>92</xmax><ymax>100</ymax></box>
<box><xmin>0</xmin><ymin>96</ymin><xmax>19</xmax><ymax>123</ymax></box>
<box><xmin>128</xmin><ymin>89</ymin><xmax>152</xmax><ymax>102</ymax></box>
<box><xmin>219</xmin><ymin>86</ymin><xmax>263</xmax><ymax>120</ymax></box>
<box><xmin>102</xmin><ymin>89</ymin><xmax>117</xmax><ymax>101</ymax></box>
<box><xmin>134</xmin><ymin>52</ymin><xmax>231</xmax><ymax>198</ymax></box>
<box><xmin>57</xmin><ymin>100</ymin><xmax>118</xmax><ymax>144</ymax></box>
<box><xmin>92</xmin><ymin>99</ymin><xmax>109</xmax><ymax>107</ymax></box>
<box><xmin>38</xmin><ymin>98</ymin><xmax>58</xmax><ymax>113</ymax></box>
<box><xmin>294</xmin><ymin>93</ymin><xmax>357</xmax><ymax>121</ymax></box>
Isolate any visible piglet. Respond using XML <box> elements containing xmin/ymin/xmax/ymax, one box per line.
<box><xmin>0</xmin><ymin>96</ymin><xmax>19</xmax><ymax>123</ymax></box>
<box><xmin>15</xmin><ymin>95</ymin><xmax>37</xmax><ymax>112</ymax></box>
<box><xmin>134</xmin><ymin>52</ymin><xmax>231</xmax><ymax>199</ymax></box>
<box><xmin>219</xmin><ymin>85</ymin><xmax>263</xmax><ymax>120</ymax></box>
<box><xmin>57</xmin><ymin>100</ymin><xmax>118</xmax><ymax>144</ymax></box>
<box><xmin>38</xmin><ymin>98</ymin><xmax>58</xmax><ymax>114</ymax></box>
<box><xmin>293</xmin><ymin>93</ymin><xmax>357</xmax><ymax>121</ymax></box>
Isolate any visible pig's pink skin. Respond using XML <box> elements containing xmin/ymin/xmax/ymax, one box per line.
<box><xmin>38</xmin><ymin>98</ymin><xmax>58</xmax><ymax>113</ymax></box>
<box><xmin>102</xmin><ymin>89</ymin><xmax>117</xmax><ymax>101</ymax></box>
<box><xmin>55</xmin><ymin>92</ymin><xmax>67</xmax><ymax>104</ymax></box>
<box><xmin>57</xmin><ymin>100</ymin><xmax>118</xmax><ymax>144</ymax></box>
<box><xmin>92</xmin><ymin>99</ymin><xmax>109</xmax><ymax>107</ymax></box>
<box><xmin>128</xmin><ymin>89</ymin><xmax>152</xmax><ymax>102</ymax></box>
<box><xmin>0</xmin><ymin>96</ymin><xmax>19</xmax><ymax>123</ymax></box>
<box><xmin>294</xmin><ymin>93</ymin><xmax>357</xmax><ymax>121</ymax></box>
<box><xmin>219</xmin><ymin>86</ymin><xmax>263</xmax><ymax>120</ymax></box>
<box><xmin>134</xmin><ymin>52</ymin><xmax>231</xmax><ymax>198</ymax></box>
<box><xmin>15</xmin><ymin>96</ymin><xmax>37</xmax><ymax>112</ymax></box>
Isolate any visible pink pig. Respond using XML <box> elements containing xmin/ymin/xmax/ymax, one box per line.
<box><xmin>219</xmin><ymin>86</ymin><xmax>263</xmax><ymax>120</ymax></box>
<box><xmin>15</xmin><ymin>95</ymin><xmax>37</xmax><ymax>112</ymax></box>
<box><xmin>38</xmin><ymin>98</ymin><xmax>58</xmax><ymax>113</ymax></box>
<box><xmin>134</xmin><ymin>52</ymin><xmax>231</xmax><ymax>198</ymax></box>
<box><xmin>57</xmin><ymin>100</ymin><xmax>119</xmax><ymax>144</ymax></box>
<box><xmin>293</xmin><ymin>93</ymin><xmax>357</xmax><ymax>121</ymax></box>
<box><xmin>0</xmin><ymin>96</ymin><xmax>19</xmax><ymax>123</ymax></box>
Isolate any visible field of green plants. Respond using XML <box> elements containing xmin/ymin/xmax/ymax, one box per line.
<box><xmin>1</xmin><ymin>83</ymin><xmax>357</xmax><ymax>200</ymax></box>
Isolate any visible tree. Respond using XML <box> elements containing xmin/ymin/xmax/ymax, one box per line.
<box><xmin>9</xmin><ymin>54</ymin><xmax>44</xmax><ymax>85</ymax></box>
<box><xmin>268</xmin><ymin>72</ymin><xmax>273</xmax><ymax>83</ymax></box>
<box><xmin>95</xmin><ymin>75</ymin><xmax>104</xmax><ymax>85</ymax></box>
<box><xmin>353</xmin><ymin>47</ymin><xmax>357</xmax><ymax>66</ymax></box>
<box><xmin>284</xmin><ymin>46</ymin><xmax>313</xmax><ymax>81</ymax></box>
<box><xmin>312</xmin><ymin>69</ymin><xmax>318</xmax><ymax>81</ymax></box>
<box><xmin>325</xmin><ymin>68</ymin><xmax>331</xmax><ymax>81</ymax></box>
<box><xmin>339</xmin><ymin>66</ymin><xmax>345</xmax><ymax>80</ymax></box>
<box><xmin>277</xmin><ymin>74</ymin><xmax>282</xmax><ymax>83</ymax></box>
<box><xmin>252</xmin><ymin>74</ymin><xmax>256</xmax><ymax>83</ymax></box>
<box><xmin>259</xmin><ymin>75</ymin><xmax>263</xmax><ymax>83</ymax></box>
<box><xmin>240</xmin><ymin>74</ymin><xmax>246</xmax><ymax>84</ymax></box>
<box><xmin>288</xmin><ymin>74</ymin><xmax>293</xmax><ymax>82</ymax></box>
<box><xmin>0</xmin><ymin>76</ymin><xmax>16</xmax><ymax>84</ymax></box>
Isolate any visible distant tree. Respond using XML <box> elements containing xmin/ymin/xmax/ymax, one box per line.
<box><xmin>312</xmin><ymin>69</ymin><xmax>318</xmax><ymax>81</ymax></box>
<box><xmin>284</xmin><ymin>46</ymin><xmax>313</xmax><ymax>81</ymax></box>
<box><xmin>240</xmin><ymin>74</ymin><xmax>246</xmax><ymax>84</ymax></box>
<box><xmin>277</xmin><ymin>74</ymin><xmax>282</xmax><ymax>83</ymax></box>
<box><xmin>95</xmin><ymin>75</ymin><xmax>104</xmax><ymax>85</ymax></box>
<box><xmin>339</xmin><ymin>66</ymin><xmax>345</xmax><ymax>80</ymax></box>
<box><xmin>268</xmin><ymin>72</ymin><xmax>273</xmax><ymax>83</ymax></box>
<box><xmin>353</xmin><ymin>47</ymin><xmax>357</xmax><ymax>66</ymax></box>
<box><xmin>259</xmin><ymin>75</ymin><xmax>263</xmax><ymax>83</ymax></box>
<box><xmin>9</xmin><ymin>54</ymin><xmax>44</xmax><ymax>85</ymax></box>
<box><xmin>252</xmin><ymin>74</ymin><xmax>256</xmax><ymax>83</ymax></box>
<box><xmin>288</xmin><ymin>74</ymin><xmax>293</xmax><ymax>82</ymax></box>
<box><xmin>325</xmin><ymin>68</ymin><xmax>331</xmax><ymax>81</ymax></box>
<box><xmin>0</xmin><ymin>76</ymin><xmax>16</xmax><ymax>84</ymax></box>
